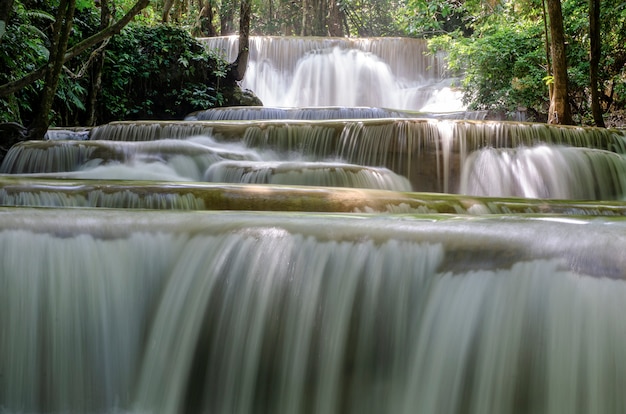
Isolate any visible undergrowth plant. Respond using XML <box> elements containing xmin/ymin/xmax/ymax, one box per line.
<box><xmin>99</xmin><ymin>24</ymin><xmax>229</xmax><ymax>122</ymax></box>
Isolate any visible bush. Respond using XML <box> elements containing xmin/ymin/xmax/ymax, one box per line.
<box><xmin>99</xmin><ymin>24</ymin><xmax>228</xmax><ymax>122</ymax></box>
<box><xmin>0</xmin><ymin>3</ymin><xmax>52</xmax><ymax>124</ymax></box>
<box><xmin>430</xmin><ymin>20</ymin><xmax>549</xmax><ymax>119</ymax></box>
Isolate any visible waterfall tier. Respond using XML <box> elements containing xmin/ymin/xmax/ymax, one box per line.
<box><xmin>85</xmin><ymin>119</ymin><xmax>626</xmax><ymax>151</ymax></box>
<box><xmin>186</xmin><ymin>106</ymin><xmax>491</xmax><ymax>121</ymax></box>
<box><xmin>200</xmin><ymin>36</ymin><xmax>445</xmax><ymax>84</ymax></box>
<box><xmin>200</xmin><ymin>36</ymin><xmax>459</xmax><ymax>110</ymax></box>
<box><xmin>5</xmin><ymin>119</ymin><xmax>626</xmax><ymax>197</ymax></box>
<box><xmin>3</xmin><ymin>176</ymin><xmax>626</xmax><ymax>215</ymax></box>
<box><xmin>186</xmin><ymin>106</ymin><xmax>411</xmax><ymax>121</ymax></box>
<box><xmin>2</xmin><ymin>208</ymin><xmax>626</xmax><ymax>413</ymax></box>
<box><xmin>203</xmin><ymin>160</ymin><xmax>413</xmax><ymax>191</ymax></box>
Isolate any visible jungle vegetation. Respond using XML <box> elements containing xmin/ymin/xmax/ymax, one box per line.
<box><xmin>0</xmin><ymin>0</ymin><xmax>625</xmax><ymax>133</ymax></box>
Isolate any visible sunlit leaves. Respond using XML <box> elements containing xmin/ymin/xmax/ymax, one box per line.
<box><xmin>75</xmin><ymin>0</ymin><xmax>95</xmax><ymax>11</ymax></box>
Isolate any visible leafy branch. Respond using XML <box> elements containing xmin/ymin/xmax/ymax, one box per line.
<box><xmin>0</xmin><ymin>0</ymin><xmax>150</xmax><ymax>98</ymax></box>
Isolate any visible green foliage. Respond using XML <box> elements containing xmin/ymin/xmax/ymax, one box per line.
<box><xmin>99</xmin><ymin>24</ymin><xmax>229</xmax><ymax>122</ymax></box>
<box><xmin>426</xmin><ymin>0</ymin><xmax>626</xmax><ymax>121</ymax></box>
<box><xmin>430</xmin><ymin>17</ymin><xmax>549</xmax><ymax>116</ymax></box>
<box><xmin>76</xmin><ymin>0</ymin><xmax>96</xmax><ymax>11</ymax></box>
<box><xmin>398</xmin><ymin>0</ymin><xmax>469</xmax><ymax>37</ymax></box>
<box><xmin>246</xmin><ymin>0</ymin><xmax>403</xmax><ymax>36</ymax></box>
<box><xmin>1</xmin><ymin>1</ymin><xmax>228</xmax><ymax>125</ymax></box>
<box><xmin>340</xmin><ymin>0</ymin><xmax>403</xmax><ymax>36</ymax></box>
<box><xmin>0</xmin><ymin>0</ymin><xmax>100</xmax><ymax>124</ymax></box>
<box><xmin>598</xmin><ymin>0</ymin><xmax>626</xmax><ymax>111</ymax></box>
<box><xmin>0</xmin><ymin>1</ymin><xmax>51</xmax><ymax>123</ymax></box>
<box><xmin>52</xmin><ymin>74</ymin><xmax>89</xmax><ymax>125</ymax></box>
<box><xmin>105</xmin><ymin>0</ymin><xmax>160</xmax><ymax>23</ymax></box>
<box><xmin>70</xmin><ymin>3</ymin><xmax>101</xmax><ymax>41</ymax></box>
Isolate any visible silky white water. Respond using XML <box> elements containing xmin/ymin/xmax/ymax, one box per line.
<box><xmin>2</xmin><ymin>209</ymin><xmax>626</xmax><ymax>414</ymax></box>
<box><xmin>201</xmin><ymin>36</ymin><xmax>464</xmax><ymax>111</ymax></box>
<box><xmin>204</xmin><ymin>160</ymin><xmax>413</xmax><ymax>191</ymax></box>
<box><xmin>0</xmin><ymin>135</ymin><xmax>413</xmax><ymax>191</ymax></box>
<box><xmin>460</xmin><ymin>145</ymin><xmax>626</xmax><ymax>199</ymax></box>
<box><xmin>4</xmin><ymin>119</ymin><xmax>626</xmax><ymax>197</ymax></box>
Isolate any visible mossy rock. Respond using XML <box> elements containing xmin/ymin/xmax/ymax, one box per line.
<box><xmin>221</xmin><ymin>87</ymin><xmax>263</xmax><ymax>107</ymax></box>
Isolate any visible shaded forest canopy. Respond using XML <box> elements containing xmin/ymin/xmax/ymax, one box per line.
<box><xmin>1</xmin><ymin>0</ymin><xmax>625</xmax><ymax>130</ymax></box>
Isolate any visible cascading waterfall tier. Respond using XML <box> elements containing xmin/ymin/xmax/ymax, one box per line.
<box><xmin>186</xmin><ymin>106</ymin><xmax>492</xmax><ymax>121</ymax></box>
<box><xmin>4</xmin><ymin>176</ymin><xmax>626</xmax><ymax>215</ymax></box>
<box><xmin>201</xmin><ymin>36</ymin><xmax>445</xmax><ymax>84</ymax></box>
<box><xmin>460</xmin><ymin>145</ymin><xmax>626</xmax><ymax>200</ymax></box>
<box><xmin>186</xmin><ymin>106</ymin><xmax>412</xmax><ymax>121</ymax></box>
<box><xmin>203</xmin><ymin>160</ymin><xmax>413</xmax><ymax>191</ymax></box>
<box><xmin>2</xmin><ymin>209</ymin><xmax>626</xmax><ymax>414</ymax></box>
<box><xmin>0</xmin><ymin>137</ymin><xmax>412</xmax><ymax>192</ymax></box>
<box><xmin>5</xmin><ymin>118</ymin><xmax>626</xmax><ymax>197</ymax></box>
<box><xmin>0</xmin><ymin>137</ymin><xmax>263</xmax><ymax>181</ymax></box>
<box><xmin>86</xmin><ymin>119</ymin><xmax>626</xmax><ymax>151</ymax></box>
<box><xmin>200</xmin><ymin>36</ymin><xmax>459</xmax><ymax>110</ymax></box>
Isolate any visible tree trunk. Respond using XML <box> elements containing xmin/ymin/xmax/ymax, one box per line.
<box><xmin>230</xmin><ymin>0</ymin><xmax>250</xmax><ymax>81</ymax></box>
<box><xmin>311</xmin><ymin>0</ymin><xmax>327</xmax><ymax>36</ymax></box>
<box><xmin>588</xmin><ymin>0</ymin><xmax>605</xmax><ymax>127</ymax></box>
<box><xmin>220</xmin><ymin>0</ymin><xmax>236</xmax><ymax>35</ymax></box>
<box><xmin>547</xmin><ymin>0</ymin><xmax>573</xmax><ymax>125</ymax></box>
<box><xmin>328</xmin><ymin>0</ymin><xmax>344</xmax><ymax>37</ymax></box>
<box><xmin>541</xmin><ymin>0</ymin><xmax>552</xmax><ymax>101</ymax></box>
<box><xmin>87</xmin><ymin>0</ymin><xmax>112</xmax><ymax>126</ymax></box>
<box><xmin>171</xmin><ymin>0</ymin><xmax>185</xmax><ymax>21</ymax></box>
<box><xmin>300</xmin><ymin>0</ymin><xmax>309</xmax><ymax>36</ymax></box>
<box><xmin>0</xmin><ymin>0</ymin><xmax>14</xmax><ymax>44</ymax></box>
<box><xmin>192</xmin><ymin>0</ymin><xmax>216</xmax><ymax>37</ymax></box>
<box><xmin>300</xmin><ymin>0</ymin><xmax>326</xmax><ymax>36</ymax></box>
<box><xmin>162</xmin><ymin>0</ymin><xmax>175</xmax><ymax>22</ymax></box>
<box><xmin>28</xmin><ymin>0</ymin><xmax>76</xmax><ymax>140</ymax></box>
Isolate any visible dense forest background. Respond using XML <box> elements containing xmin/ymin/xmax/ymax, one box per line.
<box><xmin>1</xmin><ymin>0</ymin><xmax>625</xmax><ymax>134</ymax></box>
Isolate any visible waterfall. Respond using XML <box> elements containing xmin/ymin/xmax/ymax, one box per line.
<box><xmin>204</xmin><ymin>160</ymin><xmax>413</xmax><ymax>191</ymax></box>
<box><xmin>4</xmin><ymin>176</ymin><xmax>626</xmax><ymax>214</ymax></box>
<box><xmin>7</xmin><ymin>119</ymin><xmax>625</xmax><ymax>196</ymax></box>
<box><xmin>3</xmin><ymin>209</ymin><xmax>626</xmax><ymax>414</ymax></box>
<box><xmin>186</xmin><ymin>106</ymin><xmax>411</xmax><ymax>121</ymax></box>
<box><xmin>460</xmin><ymin>145</ymin><xmax>626</xmax><ymax>199</ymax></box>
<box><xmin>200</xmin><ymin>36</ymin><xmax>462</xmax><ymax>111</ymax></box>
<box><xmin>4</xmin><ymin>35</ymin><xmax>626</xmax><ymax>414</ymax></box>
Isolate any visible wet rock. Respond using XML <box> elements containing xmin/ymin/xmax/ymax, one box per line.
<box><xmin>0</xmin><ymin>122</ymin><xmax>28</xmax><ymax>164</ymax></box>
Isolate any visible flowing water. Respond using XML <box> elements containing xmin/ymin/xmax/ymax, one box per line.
<box><xmin>2</xmin><ymin>36</ymin><xmax>626</xmax><ymax>414</ymax></box>
<box><xmin>200</xmin><ymin>36</ymin><xmax>463</xmax><ymax>111</ymax></box>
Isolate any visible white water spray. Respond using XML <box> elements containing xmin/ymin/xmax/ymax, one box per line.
<box><xmin>202</xmin><ymin>36</ymin><xmax>464</xmax><ymax>111</ymax></box>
